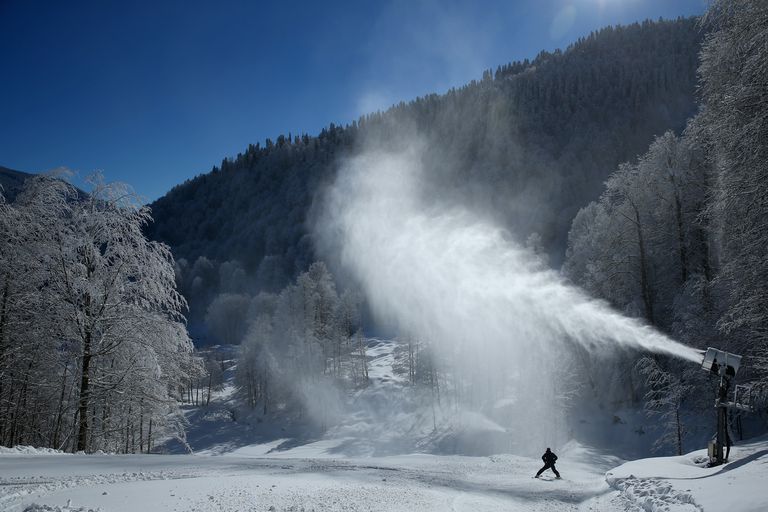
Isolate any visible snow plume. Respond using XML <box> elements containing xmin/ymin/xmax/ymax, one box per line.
<box><xmin>316</xmin><ymin>138</ymin><xmax>703</xmax><ymax>450</ymax></box>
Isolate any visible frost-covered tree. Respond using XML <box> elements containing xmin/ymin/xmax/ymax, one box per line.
<box><xmin>0</xmin><ymin>176</ymin><xmax>72</xmax><ymax>448</ymax></box>
<box><xmin>0</xmin><ymin>174</ymin><xmax>197</xmax><ymax>452</ymax></box>
<box><xmin>236</xmin><ymin>262</ymin><xmax>362</xmax><ymax>423</ymax></box>
<box><xmin>697</xmin><ymin>0</ymin><xmax>768</xmax><ymax>388</ymax></box>
<box><xmin>205</xmin><ymin>293</ymin><xmax>252</xmax><ymax>345</ymax></box>
<box><xmin>636</xmin><ymin>357</ymin><xmax>698</xmax><ymax>455</ymax></box>
<box><xmin>49</xmin><ymin>176</ymin><xmax>193</xmax><ymax>451</ymax></box>
<box><xmin>566</xmin><ymin>129</ymin><xmax>713</xmax><ymax>329</ymax></box>
<box><xmin>238</xmin><ymin>313</ymin><xmax>274</xmax><ymax>412</ymax></box>
<box><xmin>565</xmin><ymin>0</ymin><xmax>768</xmax><ymax>436</ymax></box>
<box><xmin>566</xmin><ymin>161</ymin><xmax>659</xmax><ymax>323</ymax></box>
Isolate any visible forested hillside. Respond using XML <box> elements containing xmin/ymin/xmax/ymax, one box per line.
<box><xmin>148</xmin><ymin>17</ymin><xmax>703</xmax><ymax>340</ymax></box>
<box><xmin>564</xmin><ymin>0</ymin><xmax>768</xmax><ymax>453</ymax></box>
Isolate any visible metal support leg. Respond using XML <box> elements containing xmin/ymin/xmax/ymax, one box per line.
<box><xmin>715</xmin><ymin>405</ymin><xmax>727</xmax><ymax>465</ymax></box>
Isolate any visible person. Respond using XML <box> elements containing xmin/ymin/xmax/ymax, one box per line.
<box><xmin>535</xmin><ymin>448</ymin><xmax>561</xmax><ymax>479</ymax></box>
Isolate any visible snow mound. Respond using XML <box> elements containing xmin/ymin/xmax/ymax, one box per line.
<box><xmin>0</xmin><ymin>446</ymin><xmax>67</xmax><ymax>455</ymax></box>
<box><xmin>606</xmin><ymin>435</ymin><xmax>768</xmax><ymax>512</ymax></box>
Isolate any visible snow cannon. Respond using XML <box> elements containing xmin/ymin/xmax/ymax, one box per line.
<box><xmin>700</xmin><ymin>347</ymin><xmax>751</xmax><ymax>467</ymax></box>
<box><xmin>701</xmin><ymin>347</ymin><xmax>741</xmax><ymax>379</ymax></box>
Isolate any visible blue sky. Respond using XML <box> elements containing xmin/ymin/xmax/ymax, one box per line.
<box><xmin>0</xmin><ymin>0</ymin><xmax>706</xmax><ymax>201</ymax></box>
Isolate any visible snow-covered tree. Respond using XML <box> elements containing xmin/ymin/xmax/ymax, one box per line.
<box><xmin>205</xmin><ymin>293</ymin><xmax>252</xmax><ymax>345</ymax></box>
<box><xmin>235</xmin><ymin>262</ymin><xmax>362</xmax><ymax>423</ymax></box>
<box><xmin>636</xmin><ymin>357</ymin><xmax>697</xmax><ymax>455</ymax></box>
<box><xmin>698</xmin><ymin>0</ymin><xmax>768</xmax><ymax>390</ymax></box>
<box><xmin>0</xmin><ymin>174</ymin><xmax>197</xmax><ymax>452</ymax></box>
<box><xmin>565</xmin><ymin>0</ymin><xmax>768</xmax><ymax>439</ymax></box>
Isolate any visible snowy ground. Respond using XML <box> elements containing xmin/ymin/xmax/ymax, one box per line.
<box><xmin>3</xmin><ymin>438</ymin><xmax>766</xmax><ymax>511</ymax></box>
<box><xmin>603</xmin><ymin>435</ymin><xmax>768</xmax><ymax>512</ymax></box>
<box><xmin>0</xmin><ymin>443</ymin><xmax>619</xmax><ymax>512</ymax></box>
<box><xmin>2</xmin><ymin>340</ymin><xmax>766</xmax><ymax>511</ymax></box>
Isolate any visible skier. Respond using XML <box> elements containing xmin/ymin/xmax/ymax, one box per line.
<box><xmin>535</xmin><ymin>448</ymin><xmax>561</xmax><ymax>479</ymax></box>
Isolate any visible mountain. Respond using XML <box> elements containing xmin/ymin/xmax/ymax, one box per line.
<box><xmin>0</xmin><ymin>166</ymin><xmax>33</xmax><ymax>202</ymax></box>
<box><xmin>0</xmin><ymin>166</ymin><xmax>89</xmax><ymax>204</ymax></box>
<box><xmin>147</xmin><ymin>17</ymin><xmax>704</xmax><ymax>333</ymax></box>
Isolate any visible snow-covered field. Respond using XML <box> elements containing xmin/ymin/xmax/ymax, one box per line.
<box><xmin>0</xmin><ymin>442</ymin><xmax>616</xmax><ymax>512</ymax></box>
<box><xmin>3</xmin><ymin>438</ymin><xmax>767</xmax><ymax>511</ymax></box>
<box><xmin>2</xmin><ymin>340</ymin><xmax>766</xmax><ymax>512</ymax></box>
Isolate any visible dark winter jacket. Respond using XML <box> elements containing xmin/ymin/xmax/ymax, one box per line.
<box><xmin>542</xmin><ymin>451</ymin><xmax>557</xmax><ymax>465</ymax></box>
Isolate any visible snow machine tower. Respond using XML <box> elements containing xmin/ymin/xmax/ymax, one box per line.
<box><xmin>700</xmin><ymin>347</ymin><xmax>752</xmax><ymax>466</ymax></box>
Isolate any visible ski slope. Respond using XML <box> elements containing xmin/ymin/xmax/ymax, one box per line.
<box><xmin>0</xmin><ymin>443</ymin><xmax>616</xmax><ymax>512</ymax></box>
<box><xmin>2</xmin><ymin>340</ymin><xmax>766</xmax><ymax>511</ymax></box>
<box><xmin>2</xmin><ymin>438</ymin><xmax>767</xmax><ymax>511</ymax></box>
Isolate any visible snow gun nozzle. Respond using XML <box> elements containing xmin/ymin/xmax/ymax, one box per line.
<box><xmin>701</xmin><ymin>347</ymin><xmax>742</xmax><ymax>378</ymax></box>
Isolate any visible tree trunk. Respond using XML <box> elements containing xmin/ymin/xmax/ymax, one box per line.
<box><xmin>207</xmin><ymin>372</ymin><xmax>212</xmax><ymax>406</ymax></box>
<box><xmin>0</xmin><ymin>277</ymin><xmax>9</xmax><ymax>356</ymax></box>
<box><xmin>358</xmin><ymin>333</ymin><xmax>368</xmax><ymax>383</ymax></box>
<box><xmin>263</xmin><ymin>376</ymin><xmax>269</xmax><ymax>416</ymax></box>
<box><xmin>2</xmin><ymin>377</ymin><xmax>15</xmax><ymax>446</ymax></box>
<box><xmin>139</xmin><ymin>410</ymin><xmax>144</xmax><ymax>453</ymax></box>
<box><xmin>147</xmin><ymin>418</ymin><xmax>153</xmax><ymax>453</ymax></box>
<box><xmin>0</xmin><ymin>277</ymin><xmax>9</xmax><ymax>432</ymax></box>
<box><xmin>12</xmin><ymin>362</ymin><xmax>33</xmax><ymax>445</ymax></box>
<box><xmin>76</xmin><ymin>331</ymin><xmax>92</xmax><ymax>452</ymax></box>
<box><xmin>632</xmin><ymin>203</ymin><xmax>655</xmax><ymax>324</ymax></box>
<box><xmin>672</xmin><ymin>191</ymin><xmax>689</xmax><ymax>283</ymax></box>
<box><xmin>52</xmin><ymin>364</ymin><xmax>69</xmax><ymax>448</ymax></box>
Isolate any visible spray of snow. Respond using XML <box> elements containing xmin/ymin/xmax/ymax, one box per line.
<box><xmin>319</xmin><ymin>146</ymin><xmax>702</xmax><ymax>365</ymax></box>
<box><xmin>315</xmin><ymin>142</ymin><xmax>703</xmax><ymax>451</ymax></box>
